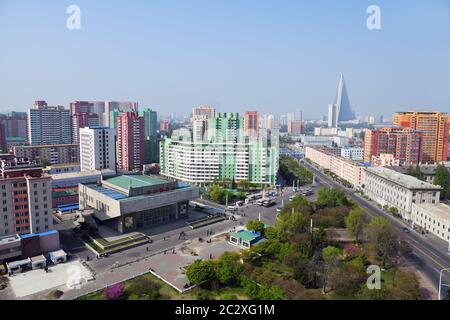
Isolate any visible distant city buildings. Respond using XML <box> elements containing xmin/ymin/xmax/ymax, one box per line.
<box><xmin>13</xmin><ymin>144</ymin><xmax>80</xmax><ymax>165</ymax></box>
<box><xmin>288</xmin><ymin>120</ymin><xmax>303</xmax><ymax>135</ymax></box>
<box><xmin>80</xmin><ymin>127</ymin><xmax>116</xmax><ymax>172</ymax></box>
<box><xmin>244</xmin><ymin>111</ymin><xmax>260</xmax><ymax>138</ymax></box>
<box><xmin>192</xmin><ymin>105</ymin><xmax>215</xmax><ymax>143</ymax></box>
<box><xmin>139</xmin><ymin>108</ymin><xmax>159</xmax><ymax>164</ymax></box>
<box><xmin>28</xmin><ymin>101</ymin><xmax>72</xmax><ymax>145</ymax></box>
<box><xmin>393</xmin><ymin>111</ymin><xmax>449</xmax><ymax>162</ymax></box>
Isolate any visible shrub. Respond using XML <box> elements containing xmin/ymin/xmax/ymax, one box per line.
<box><xmin>104</xmin><ymin>283</ymin><xmax>124</xmax><ymax>300</ymax></box>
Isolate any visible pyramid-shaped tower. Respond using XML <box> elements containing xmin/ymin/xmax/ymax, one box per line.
<box><xmin>335</xmin><ymin>74</ymin><xmax>356</xmax><ymax>122</ymax></box>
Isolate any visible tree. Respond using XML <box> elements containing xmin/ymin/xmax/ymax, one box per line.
<box><xmin>344</xmin><ymin>207</ymin><xmax>369</xmax><ymax>243</ymax></box>
<box><xmin>104</xmin><ymin>283</ymin><xmax>124</xmax><ymax>300</ymax></box>
<box><xmin>434</xmin><ymin>164</ymin><xmax>450</xmax><ymax>200</ymax></box>
<box><xmin>186</xmin><ymin>260</ymin><xmax>216</xmax><ymax>287</ymax></box>
<box><xmin>388</xmin><ymin>270</ymin><xmax>421</xmax><ymax>300</ymax></box>
<box><xmin>414</xmin><ymin>165</ymin><xmax>425</xmax><ymax>181</ymax></box>
<box><xmin>316</xmin><ymin>188</ymin><xmax>349</xmax><ymax>208</ymax></box>
<box><xmin>215</xmin><ymin>252</ymin><xmax>242</xmax><ymax>286</ymax></box>
<box><xmin>209</xmin><ymin>185</ymin><xmax>225</xmax><ymax>203</ymax></box>
<box><xmin>246</xmin><ymin>220</ymin><xmax>265</xmax><ymax>235</ymax></box>
<box><xmin>258</xmin><ymin>284</ymin><xmax>287</xmax><ymax>300</ymax></box>
<box><xmin>321</xmin><ymin>246</ymin><xmax>342</xmax><ymax>293</ymax></box>
<box><xmin>367</xmin><ymin>217</ymin><xmax>399</xmax><ymax>267</ymax></box>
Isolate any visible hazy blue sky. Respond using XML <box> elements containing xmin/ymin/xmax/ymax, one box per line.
<box><xmin>1</xmin><ymin>0</ymin><xmax>450</xmax><ymax>118</ymax></box>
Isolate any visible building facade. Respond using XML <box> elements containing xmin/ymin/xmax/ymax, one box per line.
<box><xmin>393</xmin><ymin>111</ymin><xmax>449</xmax><ymax>162</ymax></box>
<box><xmin>13</xmin><ymin>144</ymin><xmax>79</xmax><ymax>165</ymax></box>
<box><xmin>80</xmin><ymin>127</ymin><xmax>116</xmax><ymax>172</ymax></box>
<box><xmin>116</xmin><ymin>112</ymin><xmax>144</xmax><ymax>171</ymax></box>
<box><xmin>363</xmin><ymin>166</ymin><xmax>441</xmax><ymax>220</ymax></box>
<box><xmin>244</xmin><ymin>111</ymin><xmax>260</xmax><ymax>138</ymax></box>
<box><xmin>363</xmin><ymin>127</ymin><xmax>423</xmax><ymax>164</ymax></box>
<box><xmin>139</xmin><ymin>108</ymin><xmax>159</xmax><ymax>163</ymax></box>
<box><xmin>28</xmin><ymin>101</ymin><xmax>72</xmax><ymax>145</ymax></box>
<box><xmin>79</xmin><ymin>175</ymin><xmax>199</xmax><ymax>233</ymax></box>
<box><xmin>0</xmin><ymin>156</ymin><xmax>53</xmax><ymax>236</ymax></box>
<box><xmin>340</xmin><ymin>147</ymin><xmax>364</xmax><ymax>161</ymax></box>
<box><xmin>411</xmin><ymin>203</ymin><xmax>450</xmax><ymax>242</ymax></box>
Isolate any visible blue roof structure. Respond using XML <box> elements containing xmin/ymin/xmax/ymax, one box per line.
<box><xmin>89</xmin><ymin>185</ymin><xmax>128</xmax><ymax>200</ymax></box>
<box><xmin>57</xmin><ymin>203</ymin><xmax>79</xmax><ymax>212</ymax></box>
<box><xmin>20</xmin><ymin>229</ymin><xmax>58</xmax><ymax>239</ymax></box>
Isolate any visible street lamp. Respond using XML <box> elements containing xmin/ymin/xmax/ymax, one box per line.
<box><xmin>438</xmin><ymin>268</ymin><xmax>450</xmax><ymax>300</ymax></box>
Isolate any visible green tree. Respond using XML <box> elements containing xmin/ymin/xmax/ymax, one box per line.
<box><xmin>316</xmin><ymin>188</ymin><xmax>349</xmax><ymax>208</ymax></box>
<box><xmin>209</xmin><ymin>185</ymin><xmax>225</xmax><ymax>203</ymax></box>
<box><xmin>388</xmin><ymin>270</ymin><xmax>421</xmax><ymax>300</ymax></box>
<box><xmin>414</xmin><ymin>165</ymin><xmax>425</xmax><ymax>181</ymax></box>
<box><xmin>246</xmin><ymin>220</ymin><xmax>265</xmax><ymax>235</ymax></box>
<box><xmin>434</xmin><ymin>164</ymin><xmax>450</xmax><ymax>200</ymax></box>
<box><xmin>215</xmin><ymin>252</ymin><xmax>242</xmax><ymax>286</ymax></box>
<box><xmin>258</xmin><ymin>284</ymin><xmax>287</xmax><ymax>300</ymax></box>
<box><xmin>344</xmin><ymin>207</ymin><xmax>369</xmax><ymax>243</ymax></box>
<box><xmin>186</xmin><ymin>260</ymin><xmax>216</xmax><ymax>287</ymax></box>
<box><xmin>367</xmin><ymin>217</ymin><xmax>399</xmax><ymax>267</ymax></box>
<box><xmin>321</xmin><ymin>246</ymin><xmax>342</xmax><ymax>293</ymax></box>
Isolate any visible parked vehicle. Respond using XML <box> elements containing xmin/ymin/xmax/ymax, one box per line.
<box><xmin>257</xmin><ymin>199</ymin><xmax>265</xmax><ymax>206</ymax></box>
<box><xmin>263</xmin><ymin>200</ymin><xmax>276</xmax><ymax>207</ymax></box>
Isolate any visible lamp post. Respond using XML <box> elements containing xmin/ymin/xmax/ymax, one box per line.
<box><xmin>438</xmin><ymin>268</ymin><xmax>450</xmax><ymax>300</ymax></box>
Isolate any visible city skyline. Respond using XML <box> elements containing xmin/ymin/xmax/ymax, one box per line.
<box><xmin>1</xmin><ymin>1</ymin><xmax>450</xmax><ymax>117</ymax></box>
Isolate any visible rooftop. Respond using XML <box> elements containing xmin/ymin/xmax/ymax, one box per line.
<box><xmin>414</xmin><ymin>203</ymin><xmax>450</xmax><ymax>222</ymax></box>
<box><xmin>365</xmin><ymin>167</ymin><xmax>442</xmax><ymax>190</ymax></box>
<box><xmin>230</xmin><ymin>229</ymin><xmax>261</xmax><ymax>242</ymax></box>
<box><xmin>105</xmin><ymin>175</ymin><xmax>168</xmax><ymax>189</ymax></box>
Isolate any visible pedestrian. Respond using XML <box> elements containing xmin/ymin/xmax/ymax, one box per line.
<box><xmin>172</xmin><ymin>249</ymin><xmax>175</xmax><ymax>254</ymax></box>
<box><xmin>146</xmin><ymin>247</ymin><xmax>149</xmax><ymax>251</ymax></box>
<box><xmin>164</xmin><ymin>250</ymin><xmax>167</xmax><ymax>254</ymax></box>
<box><xmin>209</xmin><ymin>254</ymin><xmax>213</xmax><ymax>259</ymax></box>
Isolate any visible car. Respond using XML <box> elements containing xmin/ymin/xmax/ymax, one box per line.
<box><xmin>226</xmin><ymin>205</ymin><xmax>237</xmax><ymax>211</ymax></box>
<box><xmin>257</xmin><ymin>199</ymin><xmax>265</xmax><ymax>206</ymax></box>
<box><xmin>402</xmin><ymin>227</ymin><xmax>411</xmax><ymax>233</ymax></box>
<box><xmin>263</xmin><ymin>200</ymin><xmax>276</xmax><ymax>207</ymax></box>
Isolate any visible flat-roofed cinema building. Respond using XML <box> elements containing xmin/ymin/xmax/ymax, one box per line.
<box><xmin>363</xmin><ymin>166</ymin><xmax>441</xmax><ymax>221</ymax></box>
<box><xmin>79</xmin><ymin>174</ymin><xmax>199</xmax><ymax>233</ymax></box>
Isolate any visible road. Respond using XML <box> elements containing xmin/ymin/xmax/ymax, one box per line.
<box><xmin>301</xmin><ymin>159</ymin><xmax>450</xmax><ymax>299</ymax></box>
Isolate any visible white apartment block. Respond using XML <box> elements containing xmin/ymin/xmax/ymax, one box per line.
<box><xmin>340</xmin><ymin>147</ymin><xmax>364</xmax><ymax>161</ymax></box>
<box><xmin>80</xmin><ymin>127</ymin><xmax>116</xmax><ymax>172</ymax></box>
<box><xmin>411</xmin><ymin>203</ymin><xmax>450</xmax><ymax>242</ymax></box>
<box><xmin>28</xmin><ymin>104</ymin><xmax>72</xmax><ymax>145</ymax></box>
<box><xmin>13</xmin><ymin>144</ymin><xmax>80</xmax><ymax>165</ymax></box>
<box><xmin>363</xmin><ymin>167</ymin><xmax>441</xmax><ymax>221</ymax></box>
<box><xmin>305</xmin><ymin>146</ymin><xmax>365</xmax><ymax>187</ymax></box>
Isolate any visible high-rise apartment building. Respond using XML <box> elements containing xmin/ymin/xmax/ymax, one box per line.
<box><xmin>105</xmin><ymin>101</ymin><xmax>139</xmax><ymax>127</ymax></box>
<box><xmin>288</xmin><ymin>120</ymin><xmax>303</xmax><ymax>135</ymax></box>
<box><xmin>139</xmin><ymin>108</ymin><xmax>159</xmax><ymax>163</ymax></box>
<box><xmin>244</xmin><ymin>111</ymin><xmax>260</xmax><ymax>138</ymax></box>
<box><xmin>0</xmin><ymin>124</ymin><xmax>6</xmax><ymax>153</ymax></box>
<box><xmin>192</xmin><ymin>105</ymin><xmax>215</xmax><ymax>143</ymax></box>
<box><xmin>80</xmin><ymin>127</ymin><xmax>116</xmax><ymax>172</ymax></box>
<box><xmin>28</xmin><ymin>101</ymin><xmax>72</xmax><ymax>145</ymax></box>
<box><xmin>116</xmin><ymin>112</ymin><xmax>144</xmax><ymax>171</ymax></box>
<box><xmin>393</xmin><ymin>111</ymin><xmax>449</xmax><ymax>162</ymax></box>
<box><xmin>0</xmin><ymin>155</ymin><xmax>53</xmax><ymax>236</ymax></box>
<box><xmin>0</xmin><ymin>112</ymin><xmax>28</xmax><ymax>142</ymax></box>
<box><xmin>210</xmin><ymin>112</ymin><xmax>244</xmax><ymax>143</ymax></box>
<box><xmin>72</xmin><ymin>113</ymin><xmax>100</xmax><ymax>143</ymax></box>
<box><xmin>363</xmin><ymin>127</ymin><xmax>423</xmax><ymax>164</ymax></box>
